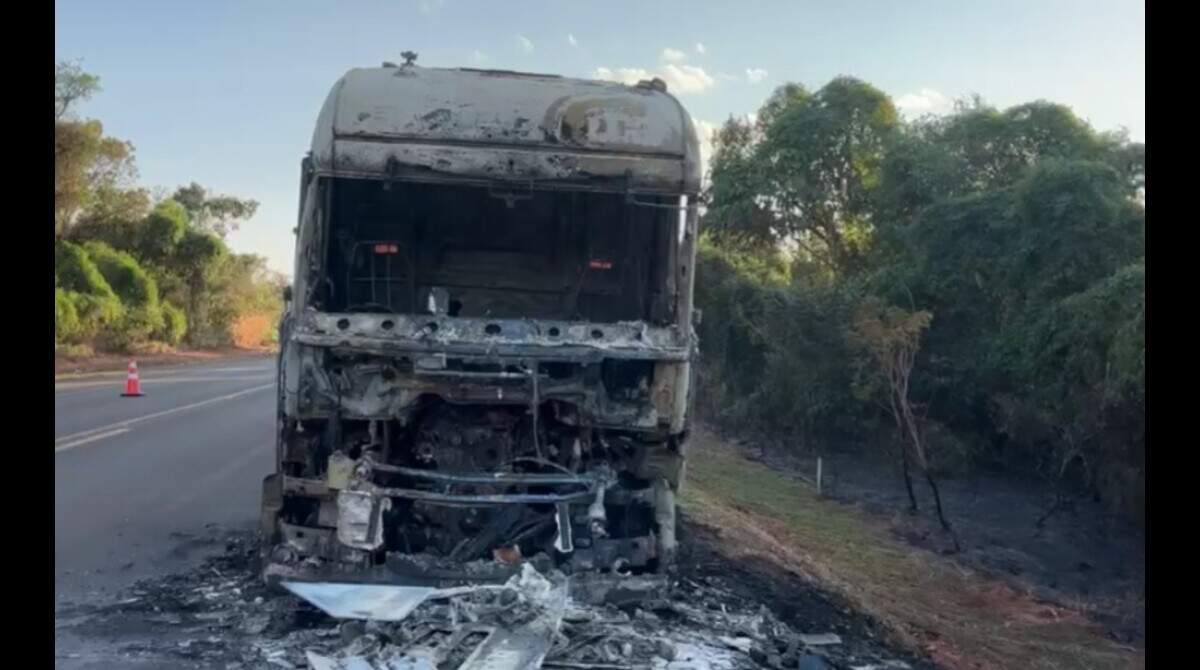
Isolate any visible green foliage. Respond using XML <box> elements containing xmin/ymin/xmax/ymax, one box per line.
<box><xmin>57</xmin><ymin>343</ymin><xmax>96</xmax><ymax>358</ymax></box>
<box><xmin>54</xmin><ymin>240</ymin><xmax>115</xmax><ymax>299</ymax></box>
<box><xmin>707</xmin><ymin>77</ymin><xmax>899</xmax><ymax>274</ymax></box>
<box><xmin>81</xmin><ymin>241</ymin><xmax>160</xmax><ymax>310</ymax></box>
<box><xmin>55</xmin><ymin>288</ymin><xmax>81</xmax><ymax>343</ymax></box>
<box><xmin>52</xmin><ymin>61</ymin><xmax>280</xmax><ymax>355</ymax></box>
<box><xmin>698</xmin><ymin>77</ymin><xmax>1145</xmax><ymax>518</ymax></box>
<box><xmin>172</xmin><ymin>182</ymin><xmax>260</xmax><ymax>238</ymax></box>
<box><xmin>55</xmin><ymin>119</ymin><xmax>137</xmax><ymax>237</ymax></box>
<box><xmin>847</xmin><ymin>297</ymin><xmax>933</xmax><ymax>405</ymax></box>
<box><xmin>1018</xmin><ymin>261</ymin><xmax>1145</xmax><ymax>423</ymax></box>
<box><xmin>55</xmin><ymin>59</ymin><xmax>101</xmax><ymax>120</ymax></box>
<box><xmin>80</xmin><ymin>241</ymin><xmax>164</xmax><ymax>348</ymax></box>
<box><xmin>135</xmin><ymin>198</ymin><xmax>189</xmax><ymax>263</ymax></box>
<box><xmin>64</xmin><ymin>291</ymin><xmax>122</xmax><ymax>343</ymax></box>
<box><xmin>157</xmin><ymin>301</ymin><xmax>188</xmax><ymax>346</ymax></box>
<box><xmin>68</xmin><ymin>186</ymin><xmax>153</xmax><ymax>251</ymax></box>
<box><xmin>695</xmin><ymin>236</ymin><xmax>868</xmax><ymax>448</ymax></box>
<box><xmin>187</xmin><ymin>252</ymin><xmax>284</xmax><ymax>347</ymax></box>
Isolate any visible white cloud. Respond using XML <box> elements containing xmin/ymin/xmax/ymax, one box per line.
<box><xmin>693</xmin><ymin>119</ymin><xmax>718</xmax><ymax>180</ymax></box>
<box><xmin>662</xmin><ymin>64</ymin><xmax>715</xmax><ymax>93</ymax></box>
<box><xmin>567</xmin><ymin>33</ymin><xmax>578</xmax><ymax>47</ymax></box>
<box><xmin>895</xmin><ymin>88</ymin><xmax>952</xmax><ymax>116</ymax></box>
<box><xmin>745</xmin><ymin>68</ymin><xmax>768</xmax><ymax>84</ymax></box>
<box><xmin>695</xmin><ymin>42</ymin><xmax>706</xmax><ymax>55</ymax></box>
<box><xmin>472</xmin><ymin>50</ymin><xmax>488</xmax><ymax>63</ymax></box>
<box><xmin>594</xmin><ymin>64</ymin><xmax>716</xmax><ymax>94</ymax></box>
<box><xmin>594</xmin><ymin>67</ymin><xmax>651</xmax><ymax>85</ymax></box>
<box><xmin>516</xmin><ymin>35</ymin><xmax>534</xmax><ymax>53</ymax></box>
<box><xmin>661</xmin><ymin>47</ymin><xmax>687</xmax><ymax>64</ymax></box>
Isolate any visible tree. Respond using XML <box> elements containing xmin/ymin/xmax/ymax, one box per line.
<box><xmin>55</xmin><ymin>120</ymin><xmax>138</xmax><ymax>237</ymax></box>
<box><xmin>698</xmin><ymin>79</ymin><xmax>1145</xmax><ymax>524</ymax></box>
<box><xmin>174</xmin><ymin>229</ymin><xmax>228</xmax><ymax>344</ymax></box>
<box><xmin>849</xmin><ymin>297</ymin><xmax>958</xmax><ymax>549</ymax></box>
<box><xmin>706</xmin><ymin>77</ymin><xmax>899</xmax><ymax>275</ymax></box>
<box><xmin>876</xmin><ymin>98</ymin><xmax>1144</xmax><ymax>227</ymax></box>
<box><xmin>867</xmin><ymin>96</ymin><xmax>1146</xmax><ymax>453</ymax></box>
<box><xmin>68</xmin><ymin>186</ymin><xmax>152</xmax><ymax>248</ymax></box>
<box><xmin>1015</xmin><ymin>261</ymin><xmax>1145</xmax><ymax>498</ymax></box>
<box><xmin>134</xmin><ymin>199</ymin><xmax>189</xmax><ymax>265</ymax></box>
<box><xmin>55</xmin><ymin>59</ymin><xmax>100</xmax><ymax>120</ymax></box>
<box><xmin>54</xmin><ymin>61</ymin><xmax>138</xmax><ymax>237</ymax></box>
<box><xmin>171</xmin><ymin>182</ymin><xmax>260</xmax><ymax>238</ymax></box>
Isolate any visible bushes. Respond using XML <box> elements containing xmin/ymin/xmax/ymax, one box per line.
<box><xmin>694</xmin><ymin>237</ymin><xmax>872</xmax><ymax>449</ymax></box>
<box><xmin>81</xmin><ymin>241</ymin><xmax>160</xmax><ymax>310</ymax></box>
<box><xmin>54</xmin><ymin>240</ymin><xmax>174</xmax><ymax>351</ymax></box>
<box><xmin>55</xmin><ymin>288</ymin><xmax>80</xmax><ymax>343</ymax></box>
<box><xmin>68</xmin><ymin>291</ymin><xmax>122</xmax><ymax>338</ymax></box>
<box><xmin>80</xmin><ymin>241</ymin><xmax>164</xmax><ymax>349</ymax></box>
<box><xmin>158</xmin><ymin>301</ymin><xmax>187</xmax><ymax>346</ymax></box>
<box><xmin>55</xmin><ymin>240</ymin><xmax>115</xmax><ymax>299</ymax></box>
<box><xmin>55</xmin><ymin>241</ymin><xmax>124</xmax><ymax>345</ymax></box>
<box><xmin>55</xmin><ymin>224</ymin><xmax>283</xmax><ymax>352</ymax></box>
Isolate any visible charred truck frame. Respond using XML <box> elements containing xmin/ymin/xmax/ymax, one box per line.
<box><xmin>261</xmin><ymin>60</ymin><xmax>701</xmax><ymax>587</ymax></box>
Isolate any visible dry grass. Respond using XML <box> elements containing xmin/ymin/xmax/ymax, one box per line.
<box><xmin>230</xmin><ymin>314</ymin><xmax>276</xmax><ymax>348</ymax></box>
<box><xmin>680</xmin><ymin>426</ymin><xmax>1144</xmax><ymax>670</ymax></box>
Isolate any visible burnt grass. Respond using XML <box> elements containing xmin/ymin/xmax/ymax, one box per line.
<box><xmin>57</xmin><ymin>520</ymin><xmax>928</xmax><ymax>669</ymax></box>
<box><xmin>732</xmin><ymin>435</ymin><xmax>1146</xmax><ymax>648</ymax></box>
<box><xmin>677</xmin><ymin>514</ymin><xmax>930</xmax><ymax>668</ymax></box>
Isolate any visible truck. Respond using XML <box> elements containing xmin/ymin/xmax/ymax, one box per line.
<box><xmin>260</xmin><ymin>57</ymin><xmax>702</xmax><ymax>590</ymax></box>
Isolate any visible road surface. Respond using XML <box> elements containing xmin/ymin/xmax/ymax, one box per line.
<box><xmin>55</xmin><ymin>355</ymin><xmax>277</xmax><ymax>609</ymax></box>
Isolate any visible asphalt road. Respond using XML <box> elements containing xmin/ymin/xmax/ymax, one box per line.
<box><xmin>55</xmin><ymin>356</ymin><xmax>277</xmax><ymax>609</ymax></box>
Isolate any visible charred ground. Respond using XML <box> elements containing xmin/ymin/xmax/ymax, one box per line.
<box><xmin>55</xmin><ymin>517</ymin><xmax>926</xmax><ymax>670</ymax></box>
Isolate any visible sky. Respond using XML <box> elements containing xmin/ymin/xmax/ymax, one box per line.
<box><xmin>55</xmin><ymin>0</ymin><xmax>1145</xmax><ymax>276</ymax></box>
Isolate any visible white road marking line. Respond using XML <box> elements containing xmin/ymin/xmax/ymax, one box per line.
<box><xmin>200</xmin><ymin>366</ymin><xmax>273</xmax><ymax>373</ymax></box>
<box><xmin>53</xmin><ymin>383</ymin><xmax>275</xmax><ymax>446</ymax></box>
<box><xmin>54</xmin><ymin>428</ymin><xmax>131</xmax><ymax>453</ymax></box>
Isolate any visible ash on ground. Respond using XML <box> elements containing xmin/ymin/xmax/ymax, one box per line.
<box><xmin>56</xmin><ymin>520</ymin><xmax>927</xmax><ymax>670</ymax></box>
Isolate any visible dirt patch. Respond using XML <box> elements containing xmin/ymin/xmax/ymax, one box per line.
<box><xmin>54</xmin><ymin>347</ymin><xmax>276</xmax><ymax>377</ymax></box>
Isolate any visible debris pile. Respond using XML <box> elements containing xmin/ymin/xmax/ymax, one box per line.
<box><xmin>297</xmin><ymin>563</ymin><xmax>569</xmax><ymax>670</ymax></box>
<box><xmin>59</xmin><ymin>531</ymin><xmax>928</xmax><ymax>670</ymax></box>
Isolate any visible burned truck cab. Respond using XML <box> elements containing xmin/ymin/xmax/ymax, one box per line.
<box><xmin>261</xmin><ymin>62</ymin><xmax>701</xmax><ymax>585</ymax></box>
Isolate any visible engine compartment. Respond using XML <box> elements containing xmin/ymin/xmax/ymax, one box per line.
<box><xmin>264</xmin><ymin>386</ymin><xmax>683</xmax><ymax>582</ymax></box>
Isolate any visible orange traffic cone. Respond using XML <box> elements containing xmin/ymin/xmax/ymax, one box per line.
<box><xmin>121</xmin><ymin>360</ymin><xmax>144</xmax><ymax>397</ymax></box>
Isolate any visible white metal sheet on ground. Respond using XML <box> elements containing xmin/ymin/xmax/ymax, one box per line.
<box><xmin>282</xmin><ymin>582</ymin><xmax>437</xmax><ymax>621</ymax></box>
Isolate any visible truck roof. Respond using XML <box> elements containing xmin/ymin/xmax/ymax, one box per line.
<box><xmin>310</xmin><ymin>65</ymin><xmax>702</xmax><ymax>194</ymax></box>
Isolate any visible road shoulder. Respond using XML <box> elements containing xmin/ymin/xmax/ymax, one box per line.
<box><xmin>55</xmin><ymin>348</ymin><xmax>275</xmax><ymax>379</ymax></box>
